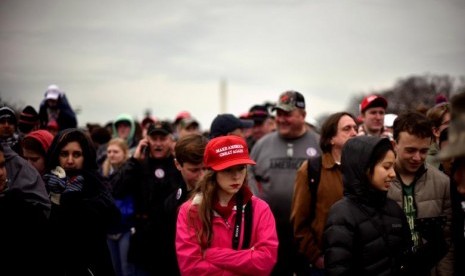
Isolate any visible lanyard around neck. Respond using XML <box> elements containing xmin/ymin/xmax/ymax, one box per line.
<box><xmin>232</xmin><ymin>193</ymin><xmax>243</xmax><ymax>250</ymax></box>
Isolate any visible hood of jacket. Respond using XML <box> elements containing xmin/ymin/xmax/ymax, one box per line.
<box><xmin>112</xmin><ymin>113</ymin><xmax>136</xmax><ymax>145</ymax></box>
<box><xmin>342</xmin><ymin>136</ymin><xmax>391</xmax><ymax>207</ymax></box>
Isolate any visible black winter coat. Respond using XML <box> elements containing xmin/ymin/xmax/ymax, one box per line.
<box><xmin>38</xmin><ymin>93</ymin><xmax>77</xmax><ymax>130</ymax></box>
<box><xmin>324</xmin><ymin>136</ymin><xmax>413</xmax><ymax>276</ymax></box>
<box><xmin>112</xmin><ymin>155</ymin><xmax>183</xmax><ymax>274</ymax></box>
<box><xmin>0</xmin><ymin>189</ymin><xmax>50</xmax><ymax>275</ymax></box>
<box><xmin>47</xmin><ymin>171</ymin><xmax>120</xmax><ymax>276</ymax></box>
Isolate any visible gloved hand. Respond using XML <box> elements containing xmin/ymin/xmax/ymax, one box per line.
<box><xmin>64</xmin><ymin>175</ymin><xmax>84</xmax><ymax>193</ymax></box>
<box><xmin>44</xmin><ymin>173</ymin><xmax>67</xmax><ymax>194</ymax></box>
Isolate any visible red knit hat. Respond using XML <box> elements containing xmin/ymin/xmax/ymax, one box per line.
<box><xmin>26</xmin><ymin>130</ymin><xmax>54</xmax><ymax>152</ymax></box>
<box><xmin>204</xmin><ymin>135</ymin><xmax>256</xmax><ymax>171</ymax></box>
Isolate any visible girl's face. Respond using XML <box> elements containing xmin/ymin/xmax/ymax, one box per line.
<box><xmin>22</xmin><ymin>148</ymin><xmax>46</xmax><ymax>175</ymax></box>
<box><xmin>370</xmin><ymin>150</ymin><xmax>396</xmax><ymax>191</ymax></box>
<box><xmin>59</xmin><ymin>141</ymin><xmax>84</xmax><ymax>172</ymax></box>
<box><xmin>216</xmin><ymin>165</ymin><xmax>247</xmax><ymax>201</ymax></box>
<box><xmin>107</xmin><ymin>144</ymin><xmax>126</xmax><ymax>166</ymax></box>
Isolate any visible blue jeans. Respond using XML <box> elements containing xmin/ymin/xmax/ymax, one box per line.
<box><xmin>309</xmin><ymin>267</ymin><xmax>325</xmax><ymax>276</ymax></box>
<box><xmin>107</xmin><ymin>231</ymin><xmax>135</xmax><ymax>276</ymax></box>
<box><xmin>295</xmin><ymin>265</ymin><xmax>325</xmax><ymax>276</ymax></box>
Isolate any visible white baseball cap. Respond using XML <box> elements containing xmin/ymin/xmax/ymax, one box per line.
<box><xmin>45</xmin><ymin>84</ymin><xmax>61</xmax><ymax>100</ymax></box>
<box><xmin>384</xmin><ymin>113</ymin><xmax>397</xmax><ymax>128</ymax></box>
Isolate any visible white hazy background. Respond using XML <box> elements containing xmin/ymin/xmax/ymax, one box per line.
<box><xmin>1</xmin><ymin>0</ymin><xmax>465</xmax><ymax>130</ymax></box>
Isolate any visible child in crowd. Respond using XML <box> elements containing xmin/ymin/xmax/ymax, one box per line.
<box><xmin>101</xmin><ymin>137</ymin><xmax>135</xmax><ymax>276</ymax></box>
<box><xmin>176</xmin><ymin>135</ymin><xmax>279</xmax><ymax>275</ymax></box>
<box><xmin>20</xmin><ymin>129</ymin><xmax>54</xmax><ymax>176</ymax></box>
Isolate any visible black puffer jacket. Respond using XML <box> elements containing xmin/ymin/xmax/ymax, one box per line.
<box><xmin>324</xmin><ymin>136</ymin><xmax>412</xmax><ymax>276</ymax></box>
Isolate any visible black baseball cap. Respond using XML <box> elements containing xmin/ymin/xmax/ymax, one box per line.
<box><xmin>147</xmin><ymin>121</ymin><xmax>173</xmax><ymax>136</ymax></box>
<box><xmin>209</xmin><ymin>114</ymin><xmax>253</xmax><ymax>139</ymax></box>
<box><xmin>248</xmin><ymin>104</ymin><xmax>271</xmax><ymax>124</ymax></box>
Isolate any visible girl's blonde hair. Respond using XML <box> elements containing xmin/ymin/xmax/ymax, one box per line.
<box><xmin>101</xmin><ymin>137</ymin><xmax>130</xmax><ymax>177</ymax></box>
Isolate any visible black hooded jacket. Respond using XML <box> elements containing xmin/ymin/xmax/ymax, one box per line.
<box><xmin>39</xmin><ymin>93</ymin><xmax>77</xmax><ymax>130</ymax></box>
<box><xmin>324</xmin><ymin>136</ymin><xmax>412</xmax><ymax>276</ymax></box>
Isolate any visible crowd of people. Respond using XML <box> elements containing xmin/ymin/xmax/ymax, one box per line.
<box><xmin>0</xmin><ymin>84</ymin><xmax>464</xmax><ymax>276</ymax></box>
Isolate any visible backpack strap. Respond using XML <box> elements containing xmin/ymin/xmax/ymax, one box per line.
<box><xmin>307</xmin><ymin>155</ymin><xmax>322</xmax><ymax>224</ymax></box>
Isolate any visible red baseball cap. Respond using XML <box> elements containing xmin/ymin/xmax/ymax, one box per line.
<box><xmin>359</xmin><ymin>95</ymin><xmax>388</xmax><ymax>113</ymax></box>
<box><xmin>204</xmin><ymin>135</ymin><xmax>256</xmax><ymax>171</ymax></box>
<box><xmin>174</xmin><ymin>111</ymin><xmax>192</xmax><ymax>125</ymax></box>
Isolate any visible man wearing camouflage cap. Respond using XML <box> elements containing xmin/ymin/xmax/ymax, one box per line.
<box><xmin>248</xmin><ymin>90</ymin><xmax>321</xmax><ymax>275</ymax></box>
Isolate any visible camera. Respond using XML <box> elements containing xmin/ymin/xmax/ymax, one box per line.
<box><xmin>414</xmin><ymin>216</ymin><xmax>447</xmax><ymax>233</ymax></box>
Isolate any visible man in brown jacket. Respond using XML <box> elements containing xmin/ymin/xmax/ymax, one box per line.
<box><xmin>290</xmin><ymin>112</ymin><xmax>358</xmax><ymax>275</ymax></box>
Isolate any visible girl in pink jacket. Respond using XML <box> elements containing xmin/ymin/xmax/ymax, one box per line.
<box><xmin>176</xmin><ymin>135</ymin><xmax>278</xmax><ymax>276</ymax></box>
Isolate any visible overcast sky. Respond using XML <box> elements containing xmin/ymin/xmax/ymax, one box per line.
<box><xmin>1</xmin><ymin>0</ymin><xmax>464</xmax><ymax>130</ymax></box>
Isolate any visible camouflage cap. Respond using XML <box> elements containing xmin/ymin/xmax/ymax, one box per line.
<box><xmin>272</xmin><ymin>90</ymin><xmax>306</xmax><ymax>112</ymax></box>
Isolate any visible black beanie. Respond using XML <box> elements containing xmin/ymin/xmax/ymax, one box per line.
<box><xmin>0</xmin><ymin>106</ymin><xmax>17</xmax><ymax>125</ymax></box>
<box><xmin>18</xmin><ymin>105</ymin><xmax>39</xmax><ymax>133</ymax></box>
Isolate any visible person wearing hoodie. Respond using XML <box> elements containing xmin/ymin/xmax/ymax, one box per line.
<box><xmin>112</xmin><ymin>113</ymin><xmax>140</xmax><ymax>153</ymax></box>
<box><xmin>38</xmin><ymin>84</ymin><xmax>77</xmax><ymax>131</ymax></box>
<box><xmin>324</xmin><ymin>136</ymin><xmax>412</xmax><ymax>275</ymax></box>
<box><xmin>1</xmin><ymin>139</ymin><xmax>50</xmax><ymax>275</ymax></box>
<box><xmin>3</xmin><ymin>134</ymin><xmax>51</xmax><ymax>219</ymax></box>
